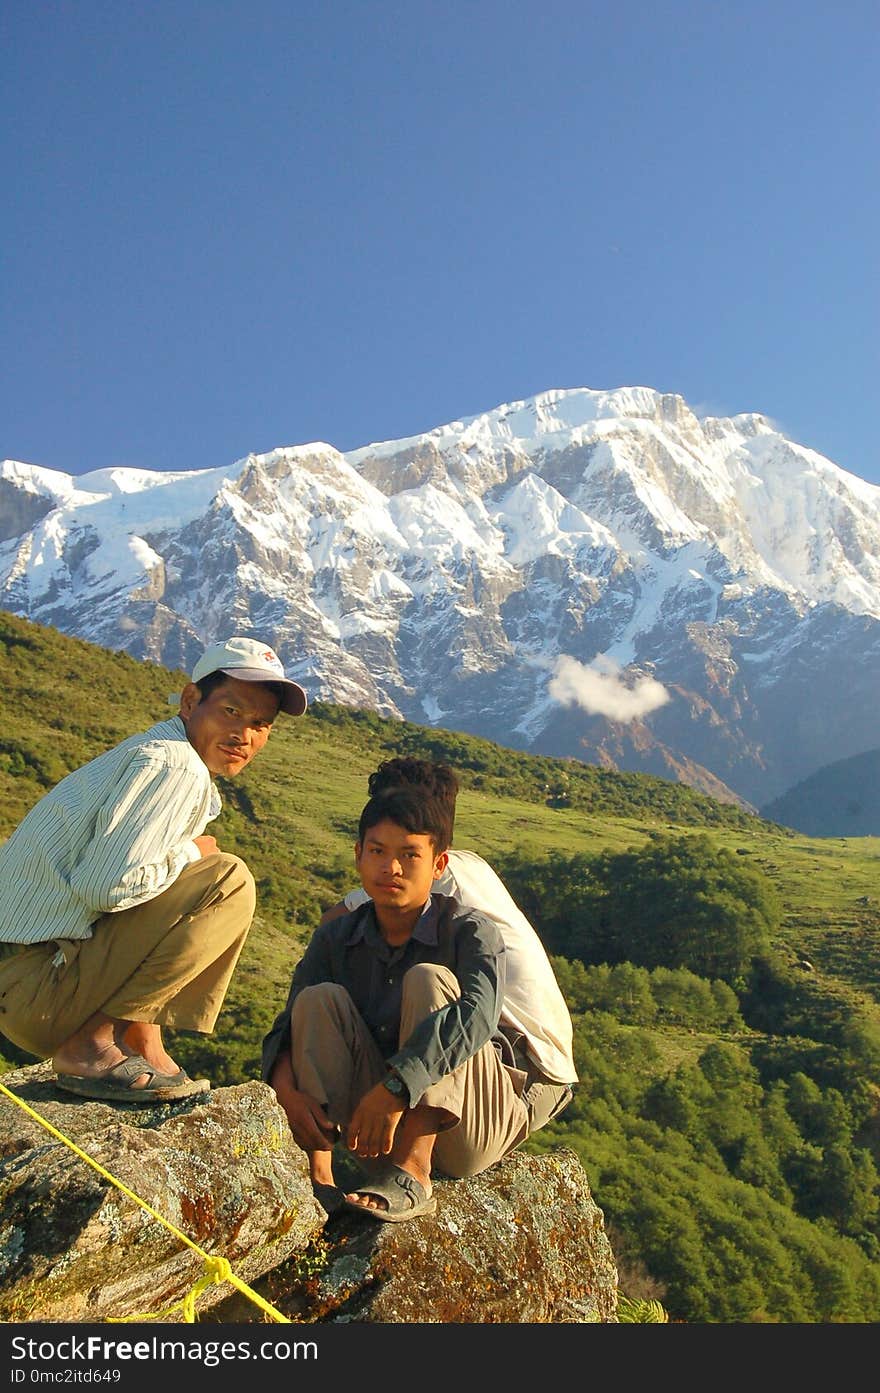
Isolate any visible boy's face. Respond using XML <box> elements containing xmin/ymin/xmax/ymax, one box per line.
<box><xmin>355</xmin><ymin>818</ymin><xmax>448</xmax><ymax>916</ymax></box>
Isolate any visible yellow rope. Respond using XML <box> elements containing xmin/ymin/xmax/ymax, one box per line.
<box><xmin>0</xmin><ymin>1079</ymin><xmax>291</xmax><ymax>1324</ymax></box>
<box><xmin>110</xmin><ymin>1256</ymin><xmax>237</xmax><ymax>1324</ymax></box>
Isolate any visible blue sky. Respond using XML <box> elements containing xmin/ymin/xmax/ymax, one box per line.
<box><xmin>3</xmin><ymin>1</ymin><xmax>878</xmax><ymax>483</ymax></box>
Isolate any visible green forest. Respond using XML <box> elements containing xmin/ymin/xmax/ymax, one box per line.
<box><xmin>2</xmin><ymin>610</ymin><xmax>880</xmax><ymax>1323</ymax></box>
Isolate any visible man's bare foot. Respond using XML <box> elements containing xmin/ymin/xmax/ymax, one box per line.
<box><xmin>121</xmin><ymin>1022</ymin><xmax>179</xmax><ymax>1075</ymax></box>
<box><xmin>51</xmin><ymin>1040</ymin><xmax>157</xmax><ymax>1087</ymax></box>
<box><xmin>51</xmin><ymin>1013</ymin><xmax>182</xmax><ymax>1089</ymax></box>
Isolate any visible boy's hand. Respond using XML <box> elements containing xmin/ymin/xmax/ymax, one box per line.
<box><xmin>287</xmin><ymin>1091</ymin><xmax>339</xmax><ymax>1152</ymax></box>
<box><xmin>347</xmin><ymin>1082</ymin><xmax>406</xmax><ymax>1159</ymax></box>
<box><xmin>270</xmin><ymin>1057</ymin><xmax>338</xmax><ymax>1151</ymax></box>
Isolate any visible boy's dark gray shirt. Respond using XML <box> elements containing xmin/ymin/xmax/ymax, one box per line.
<box><xmin>260</xmin><ymin>893</ymin><xmax>506</xmax><ymax>1107</ymax></box>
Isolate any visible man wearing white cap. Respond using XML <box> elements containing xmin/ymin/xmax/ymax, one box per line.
<box><xmin>0</xmin><ymin>637</ymin><xmax>306</xmax><ymax>1102</ymax></box>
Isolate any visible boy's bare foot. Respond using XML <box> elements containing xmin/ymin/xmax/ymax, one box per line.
<box><xmin>344</xmin><ymin>1160</ymin><xmax>435</xmax><ymax>1220</ymax></box>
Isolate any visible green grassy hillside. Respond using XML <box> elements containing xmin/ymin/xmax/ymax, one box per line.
<box><xmin>2</xmin><ymin>610</ymin><xmax>880</xmax><ymax>1322</ymax></box>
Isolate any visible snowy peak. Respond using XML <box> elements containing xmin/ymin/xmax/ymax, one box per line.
<box><xmin>2</xmin><ymin>384</ymin><xmax>880</xmax><ymax>808</ymax></box>
<box><xmin>495</xmin><ymin>473</ymin><xmax>618</xmax><ymax>568</ymax></box>
<box><xmin>350</xmin><ymin>385</ymin><xmax>719</xmax><ymax>460</ymax></box>
<box><xmin>346</xmin><ymin>385</ymin><xmax>880</xmax><ymax>616</ymax></box>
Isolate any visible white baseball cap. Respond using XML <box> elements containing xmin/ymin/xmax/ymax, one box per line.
<box><xmin>188</xmin><ymin>636</ymin><xmax>308</xmax><ymax>716</ymax></box>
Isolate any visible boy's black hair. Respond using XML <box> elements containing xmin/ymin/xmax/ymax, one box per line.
<box><xmin>367</xmin><ymin>758</ymin><xmax>459</xmax><ymax>838</ymax></box>
<box><xmin>357</xmin><ymin>787</ymin><xmax>452</xmax><ymax>855</ymax></box>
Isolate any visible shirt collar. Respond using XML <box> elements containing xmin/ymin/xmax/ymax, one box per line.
<box><xmin>413</xmin><ymin>896</ymin><xmax>441</xmax><ymax>943</ymax></box>
<box><xmin>345</xmin><ymin>894</ymin><xmax>441</xmax><ymax>946</ymax></box>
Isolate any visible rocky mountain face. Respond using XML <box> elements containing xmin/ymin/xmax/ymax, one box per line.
<box><xmin>3</xmin><ymin>385</ymin><xmax>880</xmax><ymax>808</ymax></box>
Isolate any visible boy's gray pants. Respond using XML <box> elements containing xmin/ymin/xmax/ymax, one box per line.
<box><xmin>288</xmin><ymin>962</ymin><xmax>571</xmax><ymax>1179</ymax></box>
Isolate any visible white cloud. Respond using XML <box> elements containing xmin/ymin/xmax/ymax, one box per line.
<box><xmin>548</xmin><ymin>653</ymin><xmax>671</xmax><ymax>722</ymax></box>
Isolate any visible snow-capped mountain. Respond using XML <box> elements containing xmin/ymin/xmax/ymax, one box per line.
<box><xmin>3</xmin><ymin>385</ymin><xmax>879</xmax><ymax>809</ymax></box>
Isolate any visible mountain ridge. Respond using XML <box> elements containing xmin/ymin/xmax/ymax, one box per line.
<box><xmin>3</xmin><ymin>383</ymin><xmax>880</xmax><ymax>806</ymax></box>
<box><xmin>762</xmin><ymin>746</ymin><xmax>880</xmax><ymax>838</ymax></box>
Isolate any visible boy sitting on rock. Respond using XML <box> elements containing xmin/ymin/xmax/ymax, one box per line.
<box><xmin>262</xmin><ymin>782</ymin><xmax>544</xmax><ymax>1222</ymax></box>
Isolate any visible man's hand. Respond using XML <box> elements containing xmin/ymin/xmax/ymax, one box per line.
<box><xmin>193</xmin><ymin>835</ymin><xmax>219</xmax><ymax>857</ymax></box>
<box><xmin>346</xmin><ymin>1081</ymin><xmax>406</xmax><ymax>1159</ymax></box>
<box><xmin>270</xmin><ymin>1056</ymin><xmax>338</xmax><ymax>1152</ymax></box>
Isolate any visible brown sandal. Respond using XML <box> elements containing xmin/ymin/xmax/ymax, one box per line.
<box><xmin>55</xmin><ymin>1054</ymin><xmax>210</xmax><ymax>1103</ymax></box>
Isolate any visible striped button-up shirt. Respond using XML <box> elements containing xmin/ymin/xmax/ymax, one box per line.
<box><xmin>0</xmin><ymin>716</ymin><xmax>220</xmax><ymax>944</ymax></box>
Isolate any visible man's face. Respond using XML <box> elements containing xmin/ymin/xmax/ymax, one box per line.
<box><xmin>179</xmin><ymin>675</ymin><xmax>280</xmax><ymax>776</ymax></box>
<box><xmin>355</xmin><ymin>818</ymin><xmax>448</xmax><ymax>916</ymax></box>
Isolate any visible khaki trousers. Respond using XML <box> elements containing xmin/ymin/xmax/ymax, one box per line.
<box><xmin>290</xmin><ymin>963</ymin><xmax>546</xmax><ymax>1180</ymax></box>
<box><xmin>0</xmin><ymin>852</ymin><xmax>255</xmax><ymax>1059</ymax></box>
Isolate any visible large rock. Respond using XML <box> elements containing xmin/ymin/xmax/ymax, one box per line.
<box><xmin>0</xmin><ymin>1062</ymin><xmax>618</xmax><ymax>1324</ymax></box>
<box><xmin>0</xmin><ymin>1061</ymin><xmax>321</xmax><ymax>1323</ymax></box>
<box><xmin>209</xmin><ymin>1147</ymin><xmax>618</xmax><ymax>1324</ymax></box>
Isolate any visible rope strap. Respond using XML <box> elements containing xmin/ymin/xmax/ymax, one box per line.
<box><xmin>0</xmin><ymin>1079</ymin><xmax>291</xmax><ymax>1323</ymax></box>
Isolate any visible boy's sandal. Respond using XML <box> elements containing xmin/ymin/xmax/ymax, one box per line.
<box><xmin>343</xmin><ymin>1163</ymin><xmax>437</xmax><ymax>1223</ymax></box>
<box><xmin>311</xmin><ymin>1181</ymin><xmax>345</xmax><ymax>1216</ymax></box>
